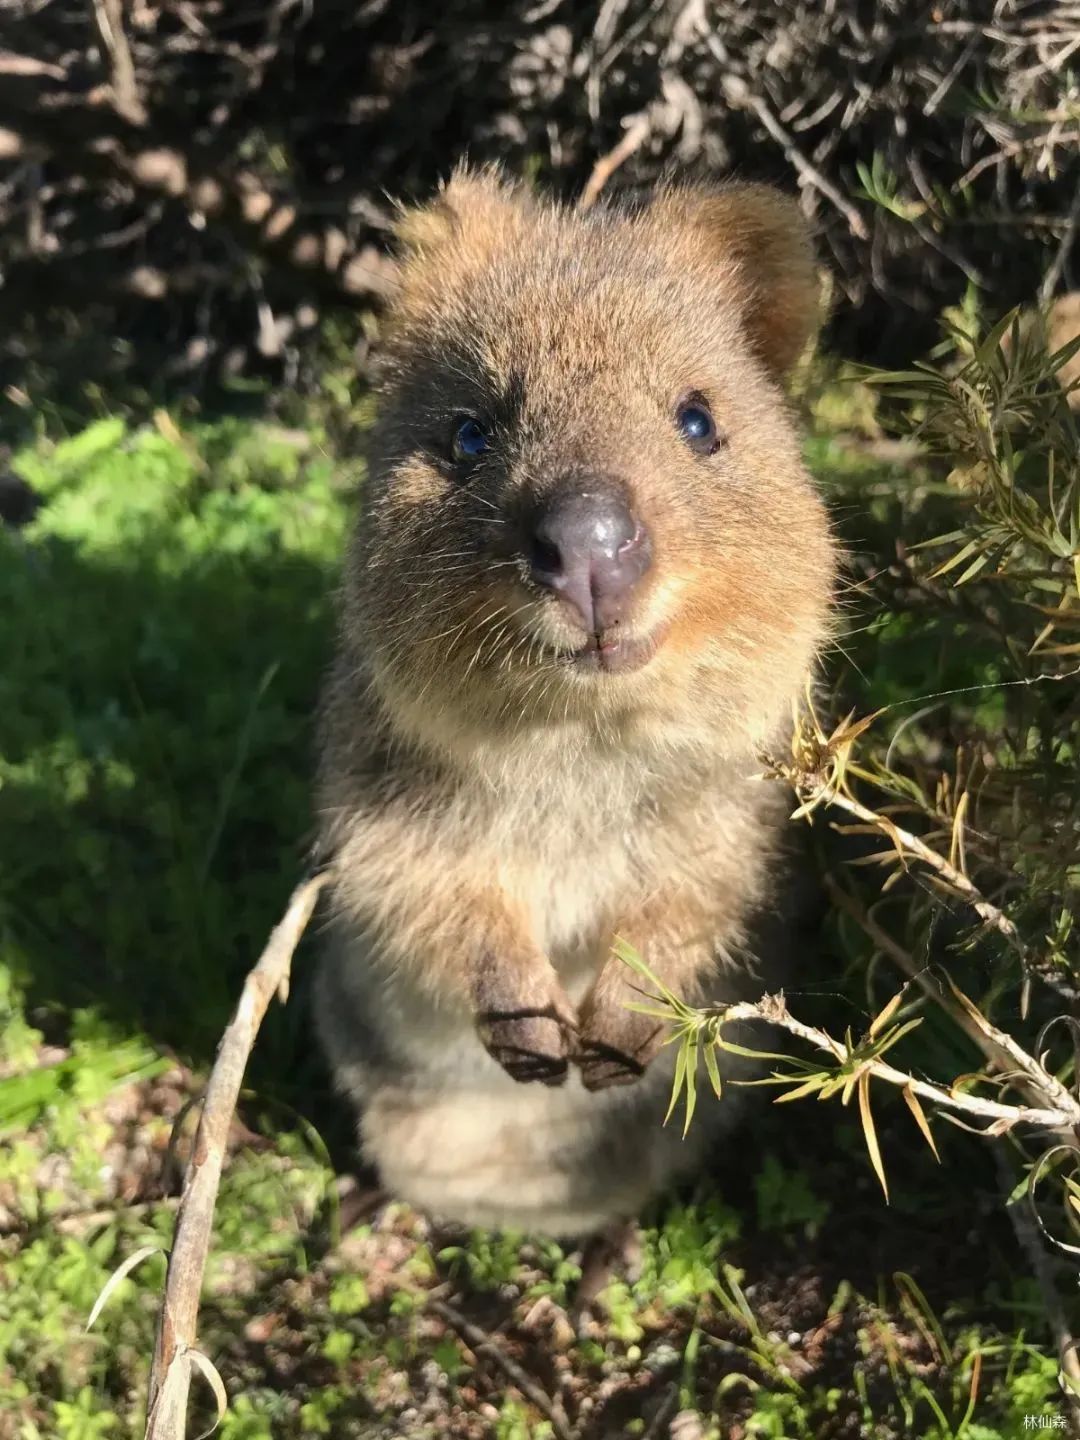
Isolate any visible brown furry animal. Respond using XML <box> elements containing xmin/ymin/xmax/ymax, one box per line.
<box><xmin>1001</xmin><ymin>290</ymin><xmax>1080</xmax><ymax>411</ymax></box>
<box><xmin>1042</xmin><ymin>291</ymin><xmax>1080</xmax><ymax>411</ymax></box>
<box><xmin>314</xmin><ymin>168</ymin><xmax>835</xmax><ymax>1236</ymax></box>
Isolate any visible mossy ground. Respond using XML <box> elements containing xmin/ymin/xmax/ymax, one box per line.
<box><xmin>0</xmin><ymin>375</ymin><xmax>1068</xmax><ymax>1438</ymax></box>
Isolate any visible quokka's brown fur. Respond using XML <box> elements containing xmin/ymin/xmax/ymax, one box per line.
<box><xmin>314</xmin><ymin>167</ymin><xmax>836</xmax><ymax>1236</ymax></box>
<box><xmin>1040</xmin><ymin>291</ymin><xmax>1080</xmax><ymax>411</ymax></box>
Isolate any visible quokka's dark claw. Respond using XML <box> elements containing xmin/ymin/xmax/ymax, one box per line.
<box><xmin>575</xmin><ymin>1039</ymin><xmax>646</xmax><ymax>1092</ymax></box>
<box><xmin>477</xmin><ymin>1010</ymin><xmax>570</xmax><ymax>1086</ymax></box>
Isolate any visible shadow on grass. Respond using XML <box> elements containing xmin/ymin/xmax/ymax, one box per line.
<box><xmin>0</xmin><ymin>518</ymin><xmax>342</xmax><ymax>1110</ymax></box>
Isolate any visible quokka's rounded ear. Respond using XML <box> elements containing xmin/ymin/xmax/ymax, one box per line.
<box><xmin>393</xmin><ymin>164</ymin><xmax>534</xmax><ymax>262</ymax></box>
<box><xmin>384</xmin><ymin>164</ymin><xmax>535</xmax><ymax>318</ymax></box>
<box><xmin>647</xmin><ymin>183</ymin><xmax>823</xmax><ymax>380</ymax></box>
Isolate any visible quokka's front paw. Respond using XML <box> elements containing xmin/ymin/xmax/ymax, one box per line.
<box><xmin>476</xmin><ymin>987</ymin><xmax>578</xmax><ymax>1086</ymax></box>
<box><xmin>574</xmin><ymin>1006</ymin><xmax>664</xmax><ymax>1092</ymax></box>
<box><xmin>477</xmin><ymin>1008</ymin><xmax>568</xmax><ymax>1085</ymax></box>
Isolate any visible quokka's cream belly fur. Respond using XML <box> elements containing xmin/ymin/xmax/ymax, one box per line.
<box><xmin>360</xmin><ymin>1066</ymin><xmax>702</xmax><ymax>1235</ymax></box>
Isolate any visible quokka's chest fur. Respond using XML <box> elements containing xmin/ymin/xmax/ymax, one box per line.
<box><xmin>326</xmin><ymin>700</ymin><xmax>776</xmax><ymax>989</ymax></box>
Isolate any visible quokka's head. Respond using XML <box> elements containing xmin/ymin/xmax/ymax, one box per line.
<box><xmin>345</xmin><ymin>167</ymin><xmax>835</xmax><ymax>758</ymax></box>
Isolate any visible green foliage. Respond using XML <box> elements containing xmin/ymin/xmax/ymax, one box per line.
<box><xmin>0</xmin><ymin>1024</ymin><xmax>165</xmax><ymax>1137</ymax></box>
<box><xmin>53</xmin><ymin>1388</ymin><xmax>120</xmax><ymax>1440</ymax></box>
<box><xmin>0</xmin><ymin>409</ymin><xmax>349</xmax><ymax>1435</ymax></box>
<box><xmin>495</xmin><ymin>1398</ymin><xmax>553</xmax><ymax>1440</ymax></box>
<box><xmin>0</xmin><ymin>1036</ymin><xmax>326</xmax><ymax>1434</ymax></box>
<box><xmin>854</xmin><ymin>153</ymin><xmax>924</xmax><ymax>222</ymax></box>
<box><xmin>439</xmin><ymin>1228</ymin><xmax>532</xmax><ymax>1292</ymax></box>
<box><xmin>616</xmin><ymin>311</ymin><xmax>1080</xmax><ymax>1433</ymax></box>
<box><xmin>328</xmin><ymin>1273</ymin><xmax>370</xmax><ymax>1316</ymax></box>
<box><xmin>637</xmin><ymin>1198</ymin><xmax>743</xmax><ymax>1308</ymax></box>
<box><xmin>753</xmin><ymin>1156</ymin><xmax>829</xmax><ymax>1238</ymax></box>
<box><xmin>843</xmin><ymin>311</ymin><xmax>1080</xmax><ymax>996</ymax></box>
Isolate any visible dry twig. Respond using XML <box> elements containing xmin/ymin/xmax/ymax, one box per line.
<box><xmin>143</xmin><ymin>869</ymin><xmax>329</xmax><ymax>1440</ymax></box>
<box><xmin>824</xmin><ymin>787</ymin><xmax>1030</xmax><ymax>965</ymax></box>
<box><xmin>91</xmin><ymin>0</ymin><xmax>146</xmax><ymax>124</ymax></box>
<box><xmin>426</xmin><ymin>1298</ymin><xmax>572</xmax><ymax>1440</ymax></box>
<box><xmin>697</xmin><ymin>26</ymin><xmax>870</xmax><ymax>241</ymax></box>
<box><xmin>578</xmin><ymin>112</ymin><xmax>651</xmax><ymax>211</ymax></box>
<box><xmin>1040</xmin><ymin>179</ymin><xmax>1080</xmax><ymax>305</ymax></box>
<box><xmin>709</xmin><ymin>992</ymin><xmax>1080</xmax><ymax>1136</ymax></box>
<box><xmin>824</xmin><ymin>876</ymin><xmax>1014</xmax><ymax>1063</ymax></box>
<box><xmin>824</xmin><ymin>874</ymin><xmax>1078</xmax><ymax>1150</ymax></box>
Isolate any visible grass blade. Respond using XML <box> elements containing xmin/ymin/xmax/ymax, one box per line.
<box><xmin>87</xmin><ymin>1244</ymin><xmax>166</xmax><ymax>1332</ymax></box>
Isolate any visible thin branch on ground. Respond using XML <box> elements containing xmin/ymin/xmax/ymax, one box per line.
<box><xmin>642</xmin><ymin>1382</ymin><xmax>681</xmax><ymax>1440</ymax></box>
<box><xmin>144</xmin><ymin>868</ymin><xmax>330</xmax><ymax>1440</ymax></box>
<box><xmin>426</xmin><ymin>1298</ymin><xmax>572</xmax><ymax>1440</ymax></box>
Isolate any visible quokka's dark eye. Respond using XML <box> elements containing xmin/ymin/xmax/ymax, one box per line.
<box><xmin>451</xmin><ymin>415</ymin><xmax>490</xmax><ymax>463</ymax></box>
<box><xmin>675</xmin><ymin>395</ymin><xmax>721</xmax><ymax>456</ymax></box>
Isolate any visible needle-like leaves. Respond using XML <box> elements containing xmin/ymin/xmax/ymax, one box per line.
<box><xmin>858</xmin><ymin>1072</ymin><xmax>889</xmax><ymax>1202</ymax></box>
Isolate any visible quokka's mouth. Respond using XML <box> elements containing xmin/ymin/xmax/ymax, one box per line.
<box><xmin>557</xmin><ymin>623</ymin><xmax>668</xmax><ymax>675</ymax></box>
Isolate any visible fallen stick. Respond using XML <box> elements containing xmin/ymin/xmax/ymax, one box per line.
<box><xmin>143</xmin><ymin>868</ymin><xmax>330</xmax><ymax>1440</ymax></box>
<box><xmin>427</xmin><ymin>1298</ymin><xmax>573</xmax><ymax>1440</ymax></box>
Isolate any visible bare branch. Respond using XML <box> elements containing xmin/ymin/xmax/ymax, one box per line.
<box><xmin>825</xmin><ymin>787</ymin><xmax>1030</xmax><ymax>966</ymax></box>
<box><xmin>711</xmin><ymin>992</ymin><xmax>1080</xmax><ymax>1135</ymax></box>
<box><xmin>0</xmin><ymin>99</ymin><xmax>396</xmax><ymax>304</ymax></box>
<box><xmin>427</xmin><ymin>1298</ymin><xmax>572</xmax><ymax>1440</ymax></box>
<box><xmin>579</xmin><ymin>112</ymin><xmax>651</xmax><ymax>211</ymax></box>
<box><xmin>697</xmin><ymin>27</ymin><xmax>870</xmax><ymax>242</ymax></box>
<box><xmin>144</xmin><ymin>869</ymin><xmax>329</xmax><ymax>1440</ymax></box>
<box><xmin>91</xmin><ymin>0</ymin><xmax>147</xmax><ymax>125</ymax></box>
<box><xmin>823</xmin><ymin>875</ymin><xmax>1077</xmax><ymax>1144</ymax></box>
<box><xmin>996</xmin><ymin>1150</ymin><xmax>1080</xmax><ymax>1434</ymax></box>
<box><xmin>1040</xmin><ymin>180</ymin><xmax>1080</xmax><ymax>306</ymax></box>
<box><xmin>824</xmin><ymin>876</ymin><xmax>1013</xmax><ymax>1064</ymax></box>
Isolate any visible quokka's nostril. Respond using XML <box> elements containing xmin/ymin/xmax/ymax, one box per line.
<box><xmin>528</xmin><ymin>533</ymin><xmax>564</xmax><ymax>581</ymax></box>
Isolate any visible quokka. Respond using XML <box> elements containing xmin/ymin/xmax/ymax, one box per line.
<box><xmin>314</xmin><ymin>167</ymin><xmax>835</xmax><ymax>1236</ymax></box>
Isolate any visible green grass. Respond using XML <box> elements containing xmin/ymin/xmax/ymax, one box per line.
<box><xmin>0</xmin><ymin>413</ymin><xmax>352</xmax><ymax>1071</ymax></box>
<box><xmin>0</xmin><ymin>388</ymin><xmax>1070</xmax><ymax>1437</ymax></box>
